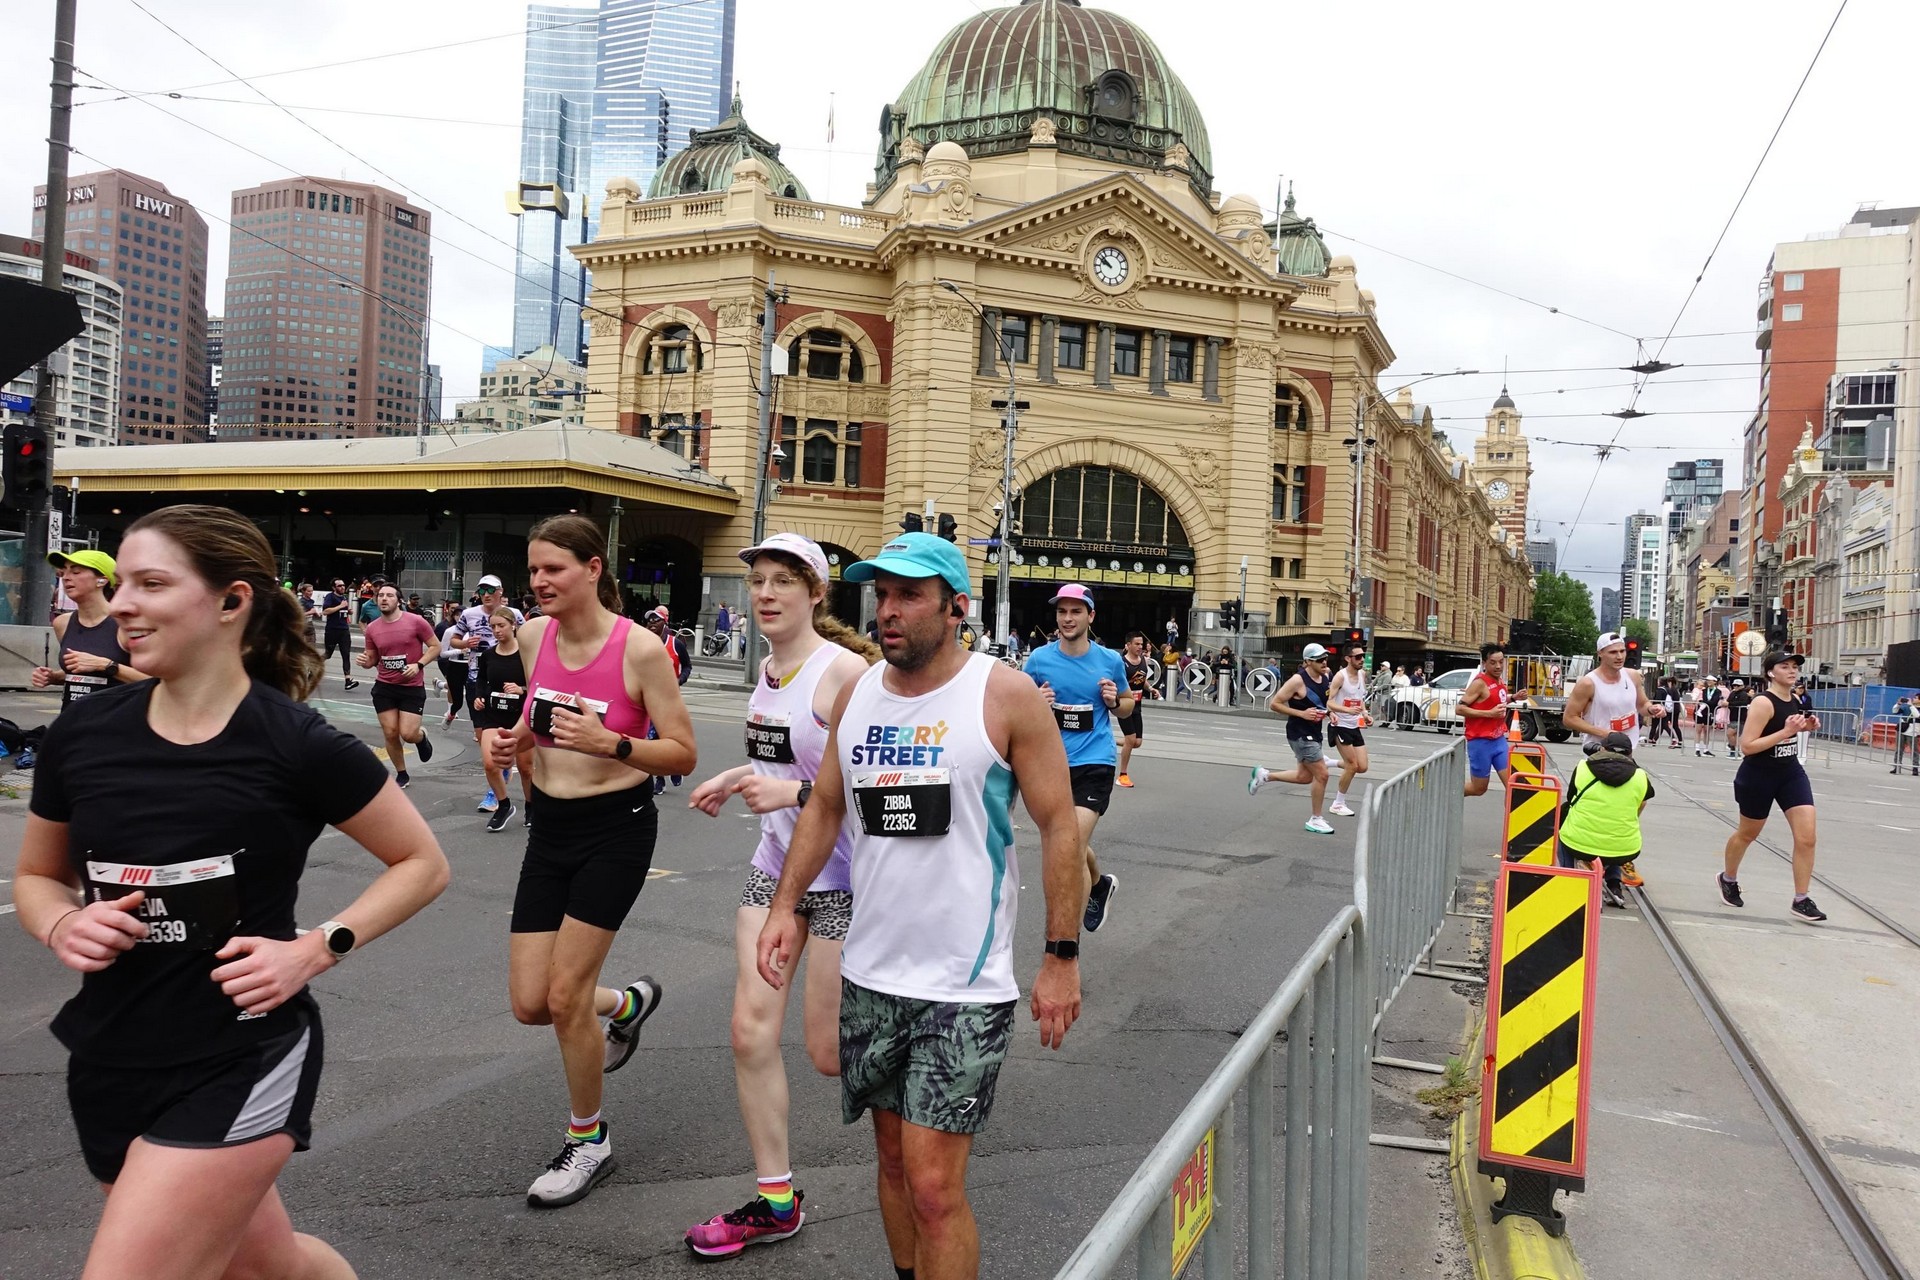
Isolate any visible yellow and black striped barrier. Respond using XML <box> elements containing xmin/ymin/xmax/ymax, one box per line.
<box><xmin>1478</xmin><ymin>859</ymin><xmax>1600</xmax><ymax>1231</ymax></box>
<box><xmin>1502</xmin><ymin>773</ymin><xmax>1561</xmax><ymax>865</ymax></box>
<box><xmin>1510</xmin><ymin>741</ymin><xmax>1548</xmax><ymax>783</ymax></box>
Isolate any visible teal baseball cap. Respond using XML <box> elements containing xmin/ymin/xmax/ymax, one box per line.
<box><xmin>845</xmin><ymin>532</ymin><xmax>972</xmax><ymax>597</ymax></box>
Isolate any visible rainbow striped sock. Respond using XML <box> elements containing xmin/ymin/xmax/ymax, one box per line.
<box><xmin>757</xmin><ymin>1173</ymin><xmax>796</xmax><ymax>1220</ymax></box>
<box><xmin>610</xmin><ymin>988</ymin><xmax>637</xmax><ymax>1024</ymax></box>
<box><xmin>568</xmin><ymin>1113</ymin><xmax>604</xmax><ymax>1143</ymax></box>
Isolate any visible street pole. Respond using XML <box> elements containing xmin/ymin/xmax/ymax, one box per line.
<box><xmin>938</xmin><ymin>281</ymin><xmax>1021</xmax><ymax>647</ymax></box>
<box><xmin>26</xmin><ymin>0</ymin><xmax>78</xmax><ymax>624</ymax></box>
<box><xmin>741</xmin><ymin>270</ymin><xmax>780</xmax><ymax>675</ymax></box>
<box><xmin>1238</xmin><ymin>555</ymin><xmax>1248</xmax><ymax>657</ymax></box>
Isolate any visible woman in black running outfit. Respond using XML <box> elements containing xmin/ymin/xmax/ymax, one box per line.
<box><xmin>1719</xmin><ymin>650</ymin><xmax>1826</xmax><ymax>924</ymax></box>
<box><xmin>436</xmin><ymin>601</ymin><xmax>468</xmax><ymax>727</ymax></box>
<box><xmin>30</xmin><ymin>549</ymin><xmax>148</xmax><ymax>705</ymax></box>
<box><xmin>473</xmin><ymin>609</ymin><xmax>533</xmax><ymax>832</ymax></box>
<box><xmin>11</xmin><ymin>505</ymin><xmax>450</xmax><ymax>1280</ymax></box>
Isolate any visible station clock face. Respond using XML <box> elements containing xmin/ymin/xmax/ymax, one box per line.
<box><xmin>1485</xmin><ymin>479</ymin><xmax>1511</xmax><ymax>502</ymax></box>
<box><xmin>1092</xmin><ymin>245</ymin><xmax>1130</xmax><ymax>288</ymax></box>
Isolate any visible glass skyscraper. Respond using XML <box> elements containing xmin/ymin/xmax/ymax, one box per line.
<box><xmin>509</xmin><ymin>0</ymin><xmax>734</xmax><ymax>364</ymax></box>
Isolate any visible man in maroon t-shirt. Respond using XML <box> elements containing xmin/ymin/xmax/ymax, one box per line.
<box><xmin>356</xmin><ymin>584</ymin><xmax>441</xmax><ymax>787</ymax></box>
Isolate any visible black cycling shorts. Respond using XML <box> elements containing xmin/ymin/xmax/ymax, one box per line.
<box><xmin>1069</xmin><ymin>764</ymin><xmax>1116</xmax><ymax>816</ymax></box>
<box><xmin>1329</xmin><ymin>725</ymin><xmax>1367</xmax><ymax>748</ymax></box>
<box><xmin>370</xmin><ymin>682</ymin><xmax>427</xmax><ymax>716</ymax></box>
<box><xmin>511</xmin><ymin>784</ymin><xmax>658</xmax><ymax>933</ymax></box>
<box><xmin>1116</xmin><ymin>709</ymin><xmax>1144</xmax><ymax>739</ymax></box>
<box><xmin>1733</xmin><ymin>764</ymin><xmax>1815</xmax><ymax>821</ymax></box>
<box><xmin>67</xmin><ymin>1002</ymin><xmax>323</xmax><ymax>1183</ymax></box>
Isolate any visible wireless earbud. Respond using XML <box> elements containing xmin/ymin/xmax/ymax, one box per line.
<box><xmin>952</xmin><ymin>602</ymin><xmax>965</xmax><ymax>620</ymax></box>
<box><xmin>223</xmin><ymin>593</ymin><xmax>241</xmax><ymax>611</ymax></box>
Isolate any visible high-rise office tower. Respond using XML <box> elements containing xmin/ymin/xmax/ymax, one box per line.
<box><xmin>220</xmin><ymin>177</ymin><xmax>433</xmax><ymax>439</ymax></box>
<box><xmin>0</xmin><ymin>235</ymin><xmax>122</xmax><ymax>449</ymax></box>
<box><xmin>1620</xmin><ymin>511</ymin><xmax>1659</xmax><ymax>620</ymax></box>
<box><xmin>507</xmin><ymin>0</ymin><xmax>734</xmax><ymax>362</ymax></box>
<box><xmin>31</xmin><ymin>169</ymin><xmax>209</xmax><ymax>442</ymax></box>
<box><xmin>1663</xmin><ymin>458</ymin><xmax>1724</xmax><ymax>540</ymax></box>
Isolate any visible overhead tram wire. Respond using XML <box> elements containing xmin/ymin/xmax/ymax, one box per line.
<box><xmin>1557</xmin><ymin>0</ymin><xmax>1851</xmax><ymax>568</ymax></box>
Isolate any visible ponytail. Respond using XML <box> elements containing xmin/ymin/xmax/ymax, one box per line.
<box><xmin>815</xmin><ymin>608</ymin><xmax>880</xmax><ymax>664</ymax></box>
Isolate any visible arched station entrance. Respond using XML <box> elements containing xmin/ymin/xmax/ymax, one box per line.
<box><xmin>984</xmin><ymin>465</ymin><xmax>1195</xmax><ymax>647</ymax></box>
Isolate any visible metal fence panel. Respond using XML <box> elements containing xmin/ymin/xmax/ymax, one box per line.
<box><xmin>1357</xmin><ymin>740</ymin><xmax>1467</xmax><ymax>1033</ymax></box>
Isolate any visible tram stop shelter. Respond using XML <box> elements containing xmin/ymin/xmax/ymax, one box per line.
<box><xmin>48</xmin><ymin>424</ymin><xmax>739</xmax><ymax>610</ymax></box>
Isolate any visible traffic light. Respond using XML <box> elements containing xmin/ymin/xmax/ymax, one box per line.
<box><xmin>900</xmin><ymin>512</ymin><xmax>924</xmax><ymax>534</ymax></box>
<box><xmin>1332</xmin><ymin>626</ymin><xmax>1365</xmax><ymax>653</ymax></box>
<box><xmin>936</xmin><ymin>512</ymin><xmax>958</xmax><ymax>542</ymax></box>
<box><xmin>1624</xmin><ymin>638</ymin><xmax>1643</xmax><ymax>669</ymax></box>
<box><xmin>2</xmin><ymin>421</ymin><xmax>51</xmax><ymax>512</ymax></box>
<box><xmin>1221</xmin><ymin>599</ymin><xmax>1241</xmax><ymax>632</ymax></box>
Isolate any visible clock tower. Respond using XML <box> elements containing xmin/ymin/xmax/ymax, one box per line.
<box><xmin>1474</xmin><ymin>388</ymin><xmax>1531</xmax><ymax>548</ymax></box>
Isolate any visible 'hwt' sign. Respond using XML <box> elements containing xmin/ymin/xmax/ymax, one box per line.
<box><xmin>1169</xmin><ymin>1128</ymin><xmax>1216</xmax><ymax>1274</ymax></box>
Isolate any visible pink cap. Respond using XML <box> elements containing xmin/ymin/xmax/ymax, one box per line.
<box><xmin>1049</xmin><ymin>583</ymin><xmax>1095</xmax><ymax>608</ymax></box>
<box><xmin>738</xmin><ymin>531</ymin><xmax>830</xmax><ymax>583</ymax></box>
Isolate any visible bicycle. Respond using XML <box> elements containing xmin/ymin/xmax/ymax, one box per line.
<box><xmin>701</xmin><ymin>630</ymin><xmax>734</xmax><ymax>658</ymax></box>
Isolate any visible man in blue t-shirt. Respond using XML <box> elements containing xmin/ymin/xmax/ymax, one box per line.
<box><xmin>1024</xmin><ymin>584</ymin><xmax>1135</xmax><ymax>933</ymax></box>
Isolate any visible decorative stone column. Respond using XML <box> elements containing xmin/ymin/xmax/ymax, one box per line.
<box><xmin>1149</xmin><ymin>329</ymin><xmax>1170</xmax><ymax>397</ymax></box>
<box><xmin>1202</xmin><ymin>336</ymin><xmax>1222</xmax><ymax>401</ymax></box>
<box><xmin>978</xmin><ymin>307</ymin><xmax>1001</xmax><ymax>377</ymax></box>
<box><xmin>1094</xmin><ymin>321</ymin><xmax>1115</xmax><ymax>390</ymax></box>
<box><xmin>1037</xmin><ymin>315</ymin><xmax>1058</xmax><ymax>384</ymax></box>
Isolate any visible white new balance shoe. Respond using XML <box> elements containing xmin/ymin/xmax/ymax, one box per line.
<box><xmin>527</xmin><ymin>1125</ymin><xmax>616</xmax><ymax>1208</ymax></box>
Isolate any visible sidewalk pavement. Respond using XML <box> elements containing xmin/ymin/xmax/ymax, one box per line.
<box><xmin>1455</xmin><ymin>740</ymin><xmax>1920</xmax><ymax>1279</ymax></box>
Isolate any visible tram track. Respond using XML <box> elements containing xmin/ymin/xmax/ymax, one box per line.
<box><xmin>1536</xmin><ymin>744</ymin><xmax>1916</xmax><ymax>1280</ymax></box>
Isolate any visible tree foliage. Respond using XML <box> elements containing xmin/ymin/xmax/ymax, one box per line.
<box><xmin>1622</xmin><ymin>617</ymin><xmax>1655</xmax><ymax>644</ymax></box>
<box><xmin>1532</xmin><ymin>571</ymin><xmax>1598</xmax><ymax>655</ymax></box>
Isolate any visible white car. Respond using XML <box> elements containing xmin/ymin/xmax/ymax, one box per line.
<box><xmin>1387</xmin><ymin>667</ymin><xmax>1479</xmax><ymax>733</ymax></box>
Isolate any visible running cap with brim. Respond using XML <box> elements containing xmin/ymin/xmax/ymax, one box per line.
<box><xmin>738</xmin><ymin>532</ymin><xmax>829</xmax><ymax>583</ymax></box>
<box><xmin>1302</xmin><ymin>643</ymin><xmax>1331</xmax><ymax>661</ymax></box>
<box><xmin>844</xmin><ymin>532</ymin><xmax>971</xmax><ymax>597</ymax></box>
<box><xmin>1595</xmin><ymin>631</ymin><xmax>1626</xmax><ymax>653</ymax></box>
<box><xmin>1731</xmin><ymin>679</ymin><xmax>1745</xmax><ymax>687</ymax></box>
<box><xmin>1601</xmin><ymin>730</ymin><xmax>1635</xmax><ymax>755</ymax></box>
<box><xmin>1763</xmin><ymin>650</ymin><xmax>1803</xmax><ymax>672</ymax></box>
<box><xmin>47</xmin><ymin>548</ymin><xmax>116</xmax><ymax>587</ymax></box>
<box><xmin>477</xmin><ymin>574</ymin><xmax>504</xmax><ymax>591</ymax></box>
<box><xmin>1705</xmin><ymin>674</ymin><xmax>1720</xmax><ymax>682</ymax></box>
<box><xmin>1050</xmin><ymin>583</ymin><xmax>1095</xmax><ymax>608</ymax></box>
<box><xmin>647</xmin><ymin>605</ymin><xmax>671</xmax><ymax>622</ymax></box>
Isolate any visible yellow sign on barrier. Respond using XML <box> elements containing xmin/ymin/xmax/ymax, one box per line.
<box><xmin>1170</xmin><ymin>1128</ymin><xmax>1216</xmax><ymax>1275</ymax></box>
<box><xmin>1479</xmin><ymin>861</ymin><xmax>1600</xmax><ymax>1187</ymax></box>
<box><xmin>1502</xmin><ymin>774</ymin><xmax>1561</xmax><ymax>865</ymax></box>
<box><xmin>1510</xmin><ymin>742</ymin><xmax>1549</xmax><ymax>783</ymax></box>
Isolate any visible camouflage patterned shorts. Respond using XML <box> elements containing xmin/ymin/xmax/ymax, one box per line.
<box><xmin>839</xmin><ymin>979</ymin><xmax>1016</xmax><ymax>1135</ymax></box>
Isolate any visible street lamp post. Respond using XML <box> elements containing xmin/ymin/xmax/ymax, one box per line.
<box><xmin>938</xmin><ymin>281</ymin><xmax>1024</xmax><ymax>649</ymax></box>
<box><xmin>740</xmin><ymin>271</ymin><xmax>785</xmax><ymax>674</ymax></box>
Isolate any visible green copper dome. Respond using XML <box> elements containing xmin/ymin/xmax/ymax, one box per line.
<box><xmin>1265</xmin><ymin>185</ymin><xmax>1331</xmax><ymax>278</ymax></box>
<box><xmin>877</xmin><ymin>0</ymin><xmax>1213</xmax><ymax>200</ymax></box>
<box><xmin>648</xmin><ymin>95</ymin><xmax>809</xmax><ymax>201</ymax></box>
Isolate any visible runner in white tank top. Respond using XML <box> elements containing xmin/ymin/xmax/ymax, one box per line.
<box><xmin>752</xmin><ymin>532</ymin><xmax>1081</xmax><ymax>1280</ymax></box>
<box><xmin>1325</xmin><ymin>644</ymin><xmax>1371</xmax><ymax>816</ymax></box>
<box><xmin>683</xmin><ymin>533</ymin><xmax>875</xmax><ymax>1258</ymax></box>
<box><xmin>1564</xmin><ymin>632</ymin><xmax>1660</xmax><ymax>748</ymax></box>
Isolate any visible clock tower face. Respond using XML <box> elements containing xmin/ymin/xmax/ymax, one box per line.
<box><xmin>1485</xmin><ymin>479</ymin><xmax>1511</xmax><ymax>503</ymax></box>
<box><xmin>1091</xmin><ymin>245</ymin><xmax>1130</xmax><ymax>288</ymax></box>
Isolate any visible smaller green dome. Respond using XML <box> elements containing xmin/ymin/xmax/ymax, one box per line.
<box><xmin>1265</xmin><ymin>184</ymin><xmax>1330</xmax><ymax>278</ymax></box>
<box><xmin>648</xmin><ymin>94</ymin><xmax>809</xmax><ymax>200</ymax></box>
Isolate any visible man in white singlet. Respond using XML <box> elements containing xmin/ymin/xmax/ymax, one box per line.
<box><xmin>755</xmin><ymin>532</ymin><xmax>1081</xmax><ymax>1280</ymax></box>
<box><xmin>1563</xmin><ymin>632</ymin><xmax>1662</xmax><ymax>749</ymax></box>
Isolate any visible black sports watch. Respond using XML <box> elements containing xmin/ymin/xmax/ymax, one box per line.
<box><xmin>613</xmin><ymin>736</ymin><xmax>634</xmax><ymax>760</ymax></box>
<box><xmin>797</xmin><ymin>780</ymin><xmax>813</xmax><ymax>806</ymax></box>
<box><xmin>318</xmin><ymin>920</ymin><xmax>355</xmax><ymax>958</ymax></box>
<box><xmin>1045</xmin><ymin>938</ymin><xmax>1080</xmax><ymax>961</ymax></box>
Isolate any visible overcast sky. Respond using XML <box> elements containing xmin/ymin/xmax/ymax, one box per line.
<box><xmin>5</xmin><ymin>0</ymin><xmax>1913</xmax><ymax>599</ymax></box>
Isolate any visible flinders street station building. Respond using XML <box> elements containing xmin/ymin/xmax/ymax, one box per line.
<box><xmin>580</xmin><ymin>0</ymin><xmax>1531</xmax><ymax>659</ymax></box>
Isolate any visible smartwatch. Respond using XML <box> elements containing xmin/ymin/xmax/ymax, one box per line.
<box><xmin>104</xmin><ymin>661</ymin><xmax>120</xmax><ymax>680</ymax></box>
<box><xmin>613</xmin><ymin>736</ymin><xmax>634</xmax><ymax>760</ymax></box>
<box><xmin>1045</xmin><ymin>938</ymin><xmax>1080</xmax><ymax>961</ymax></box>
<box><xmin>318</xmin><ymin>920</ymin><xmax>355</xmax><ymax>958</ymax></box>
<box><xmin>797</xmin><ymin>780</ymin><xmax>813</xmax><ymax>806</ymax></box>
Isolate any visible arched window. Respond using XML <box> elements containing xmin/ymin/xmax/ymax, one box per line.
<box><xmin>1275</xmin><ymin>383</ymin><xmax>1311</xmax><ymax>432</ymax></box>
<box><xmin>1092</xmin><ymin>70</ymin><xmax>1137</xmax><ymax>121</ymax></box>
<box><xmin>778</xmin><ymin>416</ymin><xmax>863</xmax><ymax>488</ymax></box>
<box><xmin>1020</xmin><ymin>466</ymin><xmax>1189</xmax><ymax>549</ymax></box>
<box><xmin>643</xmin><ymin>323</ymin><xmax>702</xmax><ymax>374</ymax></box>
<box><xmin>788</xmin><ymin>328</ymin><xmax>864</xmax><ymax>382</ymax></box>
<box><xmin>680</xmin><ymin>169</ymin><xmax>704</xmax><ymax>194</ymax></box>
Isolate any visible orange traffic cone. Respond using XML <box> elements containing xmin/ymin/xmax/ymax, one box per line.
<box><xmin>1507</xmin><ymin>706</ymin><xmax>1524</xmax><ymax>742</ymax></box>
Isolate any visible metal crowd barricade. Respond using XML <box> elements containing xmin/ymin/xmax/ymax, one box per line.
<box><xmin>1802</xmin><ymin>708</ymin><xmax>1865</xmax><ymax>768</ymax></box>
<box><xmin>1054</xmin><ymin>742</ymin><xmax>1466</xmax><ymax>1279</ymax></box>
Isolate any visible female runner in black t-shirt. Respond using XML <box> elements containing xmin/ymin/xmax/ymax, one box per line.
<box><xmin>1719</xmin><ymin>650</ymin><xmax>1826</xmax><ymax>924</ymax></box>
<box><xmin>12</xmin><ymin>504</ymin><xmax>450</xmax><ymax>1280</ymax></box>
<box><xmin>472</xmin><ymin>609</ymin><xmax>533</xmax><ymax>832</ymax></box>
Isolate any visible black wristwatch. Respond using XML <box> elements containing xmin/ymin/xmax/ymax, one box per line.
<box><xmin>104</xmin><ymin>661</ymin><xmax>119</xmax><ymax>680</ymax></box>
<box><xmin>318</xmin><ymin>920</ymin><xmax>355</xmax><ymax>958</ymax></box>
<box><xmin>613</xmin><ymin>736</ymin><xmax>634</xmax><ymax>761</ymax></box>
<box><xmin>1045</xmin><ymin>938</ymin><xmax>1080</xmax><ymax>961</ymax></box>
<box><xmin>797</xmin><ymin>780</ymin><xmax>813</xmax><ymax>806</ymax></box>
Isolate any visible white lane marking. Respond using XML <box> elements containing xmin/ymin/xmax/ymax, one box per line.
<box><xmin>1858</xmin><ymin>799</ymin><xmax>1899</xmax><ymax>807</ymax></box>
<box><xmin>1592</xmin><ymin>1102</ymin><xmax>1740</xmax><ymax>1136</ymax></box>
<box><xmin>0</xmin><ymin>903</ymin><xmax>13</xmax><ymax>916</ymax></box>
<box><xmin>1878</xmin><ymin>825</ymin><xmax>1914</xmax><ymax>833</ymax></box>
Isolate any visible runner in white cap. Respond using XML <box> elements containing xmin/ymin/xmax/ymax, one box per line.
<box><xmin>683</xmin><ymin>532</ymin><xmax>877</xmax><ymax>1259</ymax></box>
<box><xmin>448</xmin><ymin>574</ymin><xmax>523</xmax><ymax>811</ymax></box>
<box><xmin>1021</xmin><ymin>583</ymin><xmax>1135</xmax><ymax>933</ymax></box>
<box><xmin>1562</xmin><ymin>632</ymin><xmax>1662</xmax><ymax>750</ymax></box>
<box><xmin>1325</xmin><ymin>641</ymin><xmax>1371</xmax><ymax>816</ymax></box>
<box><xmin>1249</xmin><ymin>643</ymin><xmax>1336</xmax><ymax>834</ymax></box>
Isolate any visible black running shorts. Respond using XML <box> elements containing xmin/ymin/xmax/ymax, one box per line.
<box><xmin>370</xmin><ymin>682</ymin><xmax>427</xmax><ymax>716</ymax></box>
<box><xmin>1116</xmin><ymin>709</ymin><xmax>1144</xmax><ymax>740</ymax></box>
<box><xmin>1068</xmin><ymin>764</ymin><xmax>1116</xmax><ymax>816</ymax></box>
<box><xmin>1732</xmin><ymin>764</ymin><xmax>1815</xmax><ymax>821</ymax></box>
<box><xmin>67</xmin><ymin>1002</ymin><xmax>323</xmax><ymax>1183</ymax></box>
<box><xmin>511</xmin><ymin>785</ymin><xmax>658</xmax><ymax>933</ymax></box>
<box><xmin>1329</xmin><ymin>725</ymin><xmax>1366</xmax><ymax>748</ymax></box>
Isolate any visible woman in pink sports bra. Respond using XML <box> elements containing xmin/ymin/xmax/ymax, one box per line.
<box><xmin>488</xmin><ymin>514</ymin><xmax>697</xmax><ymax>1210</ymax></box>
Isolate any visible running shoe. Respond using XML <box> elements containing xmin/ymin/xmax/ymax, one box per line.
<box><xmin>417</xmin><ymin>732</ymin><xmax>433</xmax><ymax>763</ymax></box>
<box><xmin>478</xmin><ymin>788</ymin><xmax>498</xmax><ymax>814</ymax></box>
<box><xmin>686</xmin><ymin>1193</ymin><xmax>806</xmax><ymax>1259</ymax></box>
<box><xmin>1083</xmin><ymin>874</ymin><xmax>1118</xmax><ymax>933</ymax></box>
<box><xmin>1329</xmin><ymin>801</ymin><xmax>1356</xmax><ymax>817</ymax></box>
<box><xmin>443</xmin><ymin>706</ymin><xmax>458</xmax><ymax>728</ymax></box>
<box><xmin>1728</xmin><ymin>748</ymin><xmax>1739</xmax><ymax>759</ymax></box>
<box><xmin>1620</xmin><ymin>861</ymin><xmax>1644</xmax><ymax>888</ymax></box>
<box><xmin>395</xmin><ymin>770</ymin><xmax>411</xmax><ymax>790</ymax></box>
<box><xmin>1303</xmin><ymin>816</ymin><xmax>1335</xmax><ymax>835</ymax></box>
<box><xmin>1247</xmin><ymin>766</ymin><xmax>1270</xmax><ymax>795</ymax></box>
<box><xmin>527</xmin><ymin>1125</ymin><xmax>615</xmax><ymax>1208</ymax></box>
<box><xmin>1789</xmin><ymin>896</ymin><xmax>1827</xmax><ymax>925</ymax></box>
<box><xmin>1602</xmin><ymin>883</ymin><xmax>1628</xmax><ymax>910</ymax></box>
<box><xmin>487</xmin><ymin>797</ymin><xmax>515</xmax><ymax>833</ymax></box>
<box><xmin>344</xmin><ymin>678</ymin><xmax>361</xmax><ymax>691</ymax></box>
<box><xmin>1716</xmin><ymin>873</ymin><xmax>1744</xmax><ymax>908</ymax></box>
<box><xmin>1116</xmin><ymin>773</ymin><xmax>1134</xmax><ymax>788</ymax></box>
<box><xmin>604</xmin><ymin>977</ymin><xmax>662</xmax><ymax>1073</ymax></box>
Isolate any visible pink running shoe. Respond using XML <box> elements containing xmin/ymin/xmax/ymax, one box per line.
<box><xmin>685</xmin><ymin>1192</ymin><xmax>806</xmax><ymax>1260</ymax></box>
